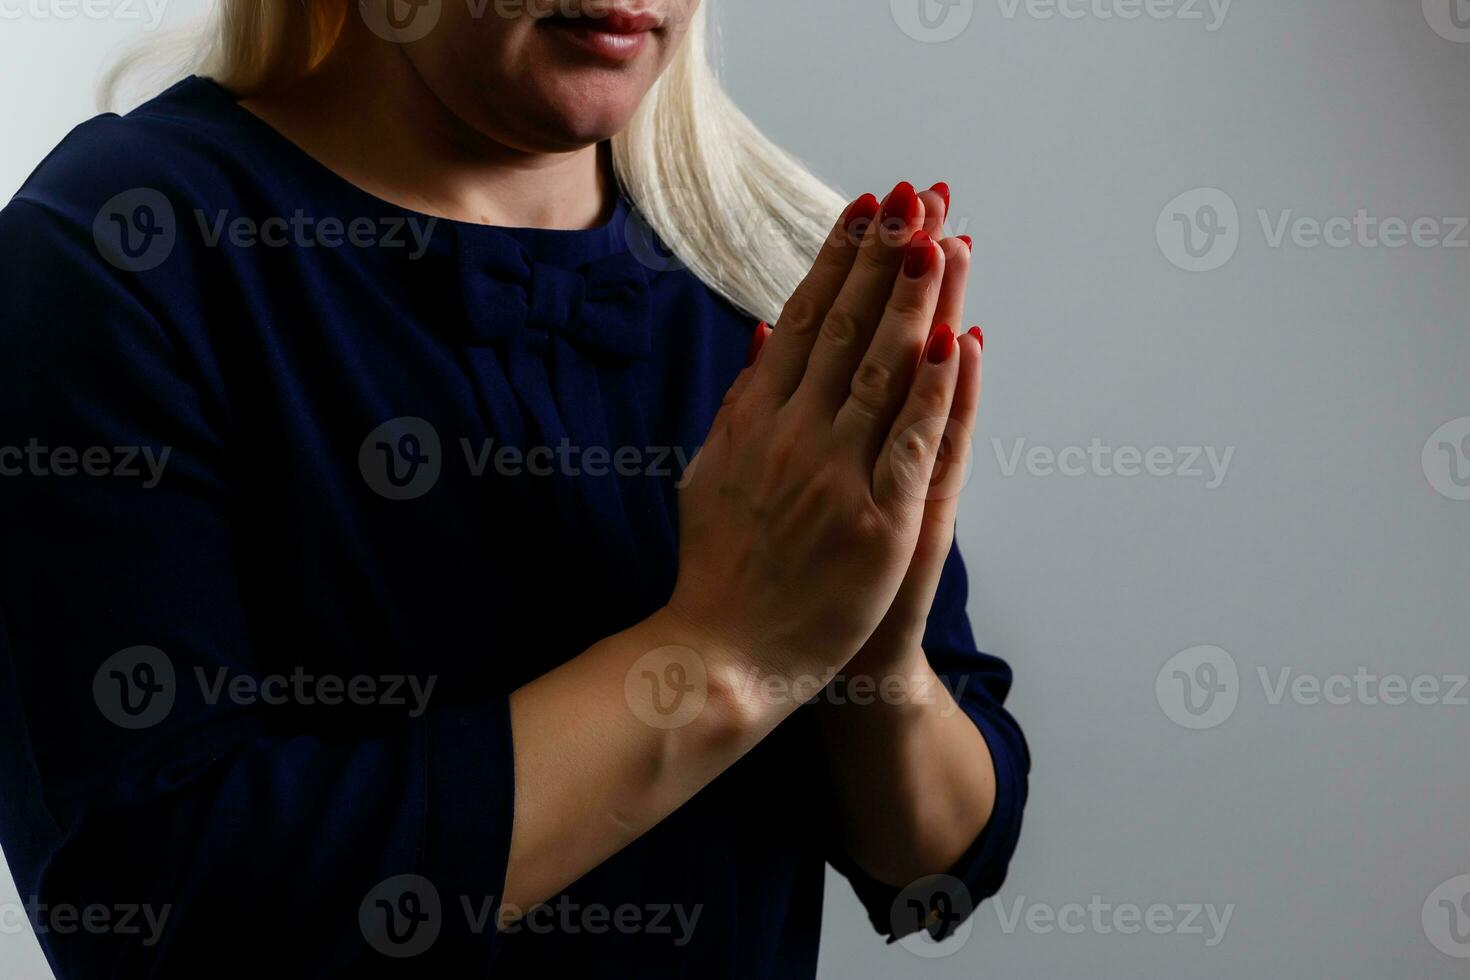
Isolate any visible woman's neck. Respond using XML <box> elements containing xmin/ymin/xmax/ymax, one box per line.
<box><xmin>239</xmin><ymin>23</ymin><xmax>610</xmax><ymax>230</ymax></box>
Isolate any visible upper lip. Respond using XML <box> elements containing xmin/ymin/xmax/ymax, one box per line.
<box><xmin>545</xmin><ymin>7</ymin><xmax>662</xmax><ymax>33</ymax></box>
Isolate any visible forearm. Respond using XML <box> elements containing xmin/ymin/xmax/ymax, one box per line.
<box><xmin>503</xmin><ymin>607</ymin><xmax>793</xmax><ymax>922</ymax></box>
<box><xmin>816</xmin><ymin>645</ymin><xmax>996</xmax><ymax>887</ymax></box>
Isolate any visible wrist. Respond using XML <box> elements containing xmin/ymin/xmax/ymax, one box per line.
<box><xmin>643</xmin><ymin>605</ymin><xmax>798</xmax><ymax>743</ymax></box>
<box><xmin>849</xmin><ymin>622</ymin><xmax>927</xmax><ymax>675</ymax></box>
<box><xmin>822</xmin><ymin>643</ymin><xmax>937</xmax><ymax>719</ymax></box>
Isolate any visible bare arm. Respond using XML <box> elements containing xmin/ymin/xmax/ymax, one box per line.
<box><xmin>504</xmin><ymin>609</ymin><xmax>776</xmax><ymax>918</ymax></box>
<box><xmin>816</xmin><ymin>643</ymin><xmax>996</xmax><ymax>886</ymax></box>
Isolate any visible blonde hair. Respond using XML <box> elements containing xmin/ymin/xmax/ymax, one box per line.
<box><xmin>102</xmin><ymin>0</ymin><xmax>844</xmax><ymax>323</ymax></box>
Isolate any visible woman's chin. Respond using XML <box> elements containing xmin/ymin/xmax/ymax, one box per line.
<box><xmin>517</xmin><ymin>88</ymin><xmax>646</xmax><ymax>151</ymax></box>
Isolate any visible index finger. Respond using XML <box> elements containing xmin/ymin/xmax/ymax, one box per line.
<box><xmin>748</xmin><ymin>193</ymin><xmax>880</xmax><ymax>403</ymax></box>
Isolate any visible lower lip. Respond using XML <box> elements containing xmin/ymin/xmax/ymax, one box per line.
<box><xmin>543</xmin><ymin>22</ymin><xmax>653</xmax><ymax>61</ymax></box>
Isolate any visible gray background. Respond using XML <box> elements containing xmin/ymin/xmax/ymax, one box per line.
<box><xmin>3</xmin><ymin>1</ymin><xmax>1468</xmax><ymax>977</ymax></box>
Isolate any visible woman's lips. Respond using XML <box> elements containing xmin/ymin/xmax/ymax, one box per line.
<box><xmin>541</xmin><ymin>11</ymin><xmax>660</xmax><ymax>62</ymax></box>
<box><xmin>594</xmin><ymin>11</ymin><xmax>662</xmax><ymax>34</ymax></box>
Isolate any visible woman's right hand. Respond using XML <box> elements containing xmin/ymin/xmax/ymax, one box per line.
<box><xmin>665</xmin><ymin>182</ymin><xmax>961</xmax><ymax>689</ymax></box>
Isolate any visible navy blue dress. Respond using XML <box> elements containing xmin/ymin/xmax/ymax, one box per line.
<box><xmin>0</xmin><ymin>77</ymin><xmax>1028</xmax><ymax>978</ymax></box>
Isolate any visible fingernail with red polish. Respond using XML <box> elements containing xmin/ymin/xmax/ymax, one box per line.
<box><xmin>927</xmin><ymin>323</ymin><xmax>956</xmax><ymax>364</ymax></box>
<box><xmin>903</xmin><ymin>231</ymin><xmax>936</xmax><ymax>278</ymax></box>
<box><xmin>881</xmin><ymin>181</ymin><xmax>919</xmax><ymax>227</ymax></box>
<box><xmin>929</xmin><ymin>182</ymin><xmax>950</xmax><ymax>211</ymax></box>
<box><xmin>958</xmin><ymin>235</ymin><xmax>973</xmax><ymax>253</ymax></box>
<box><xmin>746</xmin><ymin>322</ymin><xmax>768</xmax><ymax>365</ymax></box>
<box><xmin>968</xmin><ymin>325</ymin><xmax>984</xmax><ymax>350</ymax></box>
<box><xmin>844</xmin><ymin>194</ymin><xmax>880</xmax><ymax>236</ymax></box>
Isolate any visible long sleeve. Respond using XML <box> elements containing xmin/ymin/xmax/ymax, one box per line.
<box><xmin>827</xmin><ymin>538</ymin><xmax>1030</xmax><ymax>943</ymax></box>
<box><xmin>0</xmin><ymin>198</ymin><xmax>517</xmax><ymax>976</ymax></box>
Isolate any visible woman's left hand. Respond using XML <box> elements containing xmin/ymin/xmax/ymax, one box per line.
<box><xmin>844</xmin><ymin>184</ymin><xmax>983</xmax><ymax>678</ymax></box>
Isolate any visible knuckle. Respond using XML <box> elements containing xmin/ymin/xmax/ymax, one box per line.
<box><xmin>849</xmin><ymin>357</ymin><xmax>898</xmax><ymax>414</ymax></box>
<box><xmin>875</xmin><ymin>214</ymin><xmax>910</xmax><ymax>248</ymax></box>
<box><xmin>913</xmin><ymin>383</ymin><xmax>950</xmax><ymax>418</ymax></box>
<box><xmin>819</xmin><ymin>307</ymin><xmax>864</xmax><ymax>350</ymax></box>
<box><xmin>763</xmin><ymin>414</ymin><xmax>811</xmax><ymax>467</ymax></box>
<box><xmin>885</xmin><ymin>291</ymin><xmax>930</xmax><ymax>321</ymax></box>
<box><xmin>767</xmin><ymin>431</ymin><xmax>804</xmax><ymax>469</ymax></box>
<box><xmin>778</xmin><ymin>290</ymin><xmax>824</xmax><ymax>337</ymax></box>
<box><xmin>856</xmin><ymin>238</ymin><xmax>892</xmax><ymax>275</ymax></box>
<box><xmin>851</xmin><ymin>505</ymin><xmax>891</xmax><ymax>543</ymax></box>
<box><xmin>725</xmin><ymin>398</ymin><xmax>760</xmax><ymax>433</ymax></box>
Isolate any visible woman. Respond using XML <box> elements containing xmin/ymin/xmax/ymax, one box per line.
<box><xmin>0</xmin><ymin>1</ymin><xmax>1028</xmax><ymax>975</ymax></box>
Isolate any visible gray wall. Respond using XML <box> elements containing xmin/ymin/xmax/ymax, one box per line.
<box><xmin>718</xmin><ymin>2</ymin><xmax>1469</xmax><ymax>977</ymax></box>
<box><xmin>3</xmin><ymin>1</ymin><xmax>1468</xmax><ymax>977</ymax></box>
